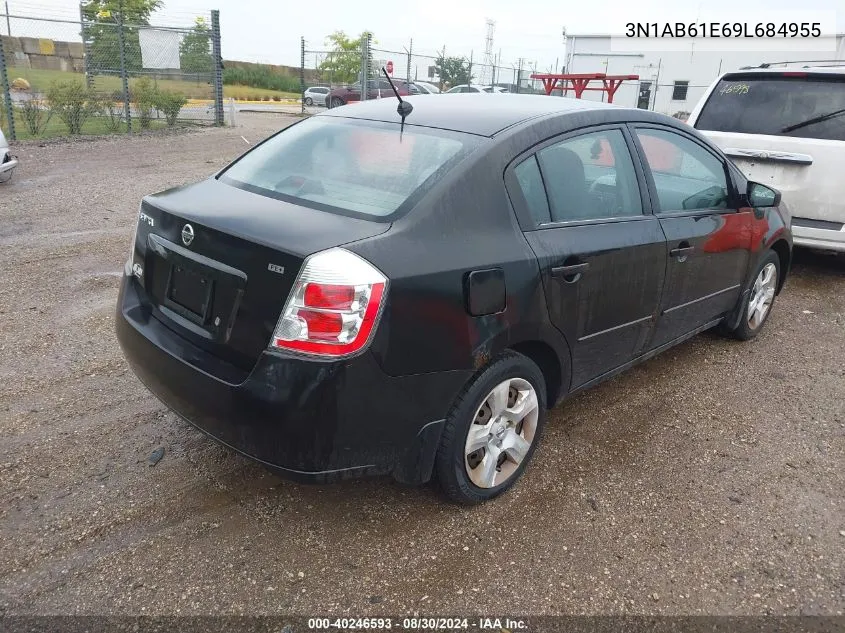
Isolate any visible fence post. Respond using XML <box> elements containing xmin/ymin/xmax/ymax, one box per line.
<box><xmin>300</xmin><ymin>36</ymin><xmax>305</xmax><ymax>115</ymax></box>
<box><xmin>116</xmin><ymin>2</ymin><xmax>131</xmax><ymax>132</ymax></box>
<box><xmin>210</xmin><ymin>9</ymin><xmax>224</xmax><ymax>126</ymax></box>
<box><xmin>406</xmin><ymin>38</ymin><xmax>412</xmax><ymax>83</ymax></box>
<box><xmin>79</xmin><ymin>4</ymin><xmax>93</xmax><ymax>90</ymax></box>
<box><xmin>360</xmin><ymin>33</ymin><xmax>370</xmax><ymax>102</ymax></box>
<box><xmin>0</xmin><ymin>27</ymin><xmax>15</xmax><ymax>141</ymax></box>
<box><xmin>468</xmin><ymin>50</ymin><xmax>473</xmax><ymax>84</ymax></box>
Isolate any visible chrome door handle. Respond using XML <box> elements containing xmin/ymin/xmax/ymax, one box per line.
<box><xmin>551</xmin><ymin>262</ymin><xmax>590</xmax><ymax>277</ymax></box>
<box><xmin>669</xmin><ymin>245</ymin><xmax>695</xmax><ymax>257</ymax></box>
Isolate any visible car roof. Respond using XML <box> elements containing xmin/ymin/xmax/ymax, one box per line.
<box><xmin>318</xmin><ymin>93</ymin><xmax>619</xmax><ymax>137</ymax></box>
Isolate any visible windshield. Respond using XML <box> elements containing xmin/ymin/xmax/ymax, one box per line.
<box><xmin>694</xmin><ymin>75</ymin><xmax>845</xmax><ymax>141</ymax></box>
<box><xmin>218</xmin><ymin>117</ymin><xmax>473</xmax><ymax>219</ymax></box>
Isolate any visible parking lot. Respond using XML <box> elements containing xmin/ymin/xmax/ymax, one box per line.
<box><xmin>0</xmin><ymin>113</ymin><xmax>843</xmax><ymax>616</ymax></box>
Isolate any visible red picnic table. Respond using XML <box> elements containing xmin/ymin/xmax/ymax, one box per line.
<box><xmin>529</xmin><ymin>73</ymin><xmax>640</xmax><ymax>103</ymax></box>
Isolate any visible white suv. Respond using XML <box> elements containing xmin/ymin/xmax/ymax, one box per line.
<box><xmin>688</xmin><ymin>64</ymin><xmax>845</xmax><ymax>252</ymax></box>
<box><xmin>0</xmin><ymin>127</ymin><xmax>17</xmax><ymax>182</ymax></box>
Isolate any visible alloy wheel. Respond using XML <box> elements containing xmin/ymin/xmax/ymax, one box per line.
<box><xmin>748</xmin><ymin>262</ymin><xmax>777</xmax><ymax>330</ymax></box>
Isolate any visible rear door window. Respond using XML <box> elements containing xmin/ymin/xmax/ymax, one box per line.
<box><xmin>219</xmin><ymin>118</ymin><xmax>474</xmax><ymax>219</ymax></box>
<box><xmin>536</xmin><ymin>129</ymin><xmax>643</xmax><ymax>222</ymax></box>
<box><xmin>694</xmin><ymin>74</ymin><xmax>845</xmax><ymax>141</ymax></box>
<box><xmin>514</xmin><ymin>156</ymin><xmax>551</xmax><ymax>225</ymax></box>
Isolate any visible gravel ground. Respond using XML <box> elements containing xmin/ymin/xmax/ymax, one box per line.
<box><xmin>0</xmin><ymin>114</ymin><xmax>843</xmax><ymax>617</ymax></box>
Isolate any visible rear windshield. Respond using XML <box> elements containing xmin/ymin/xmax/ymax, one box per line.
<box><xmin>694</xmin><ymin>75</ymin><xmax>845</xmax><ymax>141</ymax></box>
<box><xmin>219</xmin><ymin>117</ymin><xmax>473</xmax><ymax>219</ymax></box>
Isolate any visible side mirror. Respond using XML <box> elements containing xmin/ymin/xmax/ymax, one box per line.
<box><xmin>747</xmin><ymin>181</ymin><xmax>781</xmax><ymax>208</ymax></box>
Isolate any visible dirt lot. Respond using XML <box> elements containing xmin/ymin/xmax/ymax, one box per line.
<box><xmin>0</xmin><ymin>114</ymin><xmax>843</xmax><ymax>617</ymax></box>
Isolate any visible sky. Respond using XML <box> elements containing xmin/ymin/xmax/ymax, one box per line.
<box><xmin>6</xmin><ymin>0</ymin><xmax>844</xmax><ymax>71</ymax></box>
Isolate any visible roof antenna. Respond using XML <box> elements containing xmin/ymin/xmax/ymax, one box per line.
<box><xmin>382</xmin><ymin>67</ymin><xmax>413</xmax><ymax>135</ymax></box>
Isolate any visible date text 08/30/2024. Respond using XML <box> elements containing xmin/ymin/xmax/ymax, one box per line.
<box><xmin>625</xmin><ymin>22</ymin><xmax>822</xmax><ymax>38</ymax></box>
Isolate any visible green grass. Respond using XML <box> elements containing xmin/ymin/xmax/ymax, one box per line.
<box><xmin>6</xmin><ymin>67</ymin><xmax>298</xmax><ymax>101</ymax></box>
<box><xmin>222</xmin><ymin>64</ymin><xmax>301</xmax><ymax>94</ymax></box>
<box><xmin>2</xmin><ymin>109</ymin><xmax>168</xmax><ymax>140</ymax></box>
<box><xmin>223</xmin><ymin>84</ymin><xmax>299</xmax><ymax>100</ymax></box>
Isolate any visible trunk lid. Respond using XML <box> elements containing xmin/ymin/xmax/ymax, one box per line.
<box><xmin>132</xmin><ymin>178</ymin><xmax>390</xmax><ymax>372</ymax></box>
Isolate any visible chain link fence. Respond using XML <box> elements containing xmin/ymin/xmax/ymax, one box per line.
<box><xmin>298</xmin><ymin>36</ymin><xmax>548</xmax><ymax>115</ymax></box>
<box><xmin>1</xmin><ymin>5</ymin><xmax>224</xmax><ymax>140</ymax></box>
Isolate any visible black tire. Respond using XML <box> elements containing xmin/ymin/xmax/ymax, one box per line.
<box><xmin>304</xmin><ymin>96</ymin><xmax>313</xmax><ymax>106</ymax></box>
<box><xmin>435</xmin><ymin>351</ymin><xmax>547</xmax><ymax>504</ymax></box>
<box><xmin>724</xmin><ymin>250</ymin><xmax>780</xmax><ymax>341</ymax></box>
<box><xmin>330</xmin><ymin>97</ymin><xmax>345</xmax><ymax>109</ymax></box>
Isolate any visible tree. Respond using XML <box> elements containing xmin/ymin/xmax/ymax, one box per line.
<box><xmin>179</xmin><ymin>16</ymin><xmax>212</xmax><ymax>73</ymax></box>
<box><xmin>317</xmin><ymin>30</ymin><xmax>374</xmax><ymax>85</ymax></box>
<box><xmin>434</xmin><ymin>54</ymin><xmax>472</xmax><ymax>89</ymax></box>
<box><xmin>81</xmin><ymin>0</ymin><xmax>163</xmax><ymax>73</ymax></box>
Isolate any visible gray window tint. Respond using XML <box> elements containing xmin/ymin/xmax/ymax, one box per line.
<box><xmin>537</xmin><ymin>129</ymin><xmax>642</xmax><ymax>222</ymax></box>
<box><xmin>636</xmin><ymin>128</ymin><xmax>729</xmax><ymax>212</ymax></box>
<box><xmin>514</xmin><ymin>156</ymin><xmax>551</xmax><ymax>225</ymax></box>
<box><xmin>221</xmin><ymin>118</ymin><xmax>470</xmax><ymax>217</ymax></box>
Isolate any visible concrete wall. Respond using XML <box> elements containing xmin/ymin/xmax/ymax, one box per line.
<box><xmin>1</xmin><ymin>35</ymin><xmax>85</xmax><ymax>73</ymax></box>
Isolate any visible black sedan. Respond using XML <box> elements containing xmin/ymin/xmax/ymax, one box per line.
<box><xmin>116</xmin><ymin>94</ymin><xmax>792</xmax><ymax>504</ymax></box>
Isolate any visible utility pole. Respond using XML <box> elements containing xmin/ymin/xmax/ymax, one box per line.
<box><xmin>516</xmin><ymin>58</ymin><xmax>523</xmax><ymax>93</ymax></box>
<box><xmin>5</xmin><ymin>1</ymin><xmax>11</xmax><ymax>37</ymax></box>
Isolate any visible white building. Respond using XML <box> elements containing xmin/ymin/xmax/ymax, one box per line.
<box><xmin>561</xmin><ymin>34</ymin><xmax>845</xmax><ymax>115</ymax></box>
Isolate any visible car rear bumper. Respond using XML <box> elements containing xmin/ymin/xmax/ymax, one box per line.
<box><xmin>792</xmin><ymin>224</ymin><xmax>845</xmax><ymax>253</ymax></box>
<box><xmin>0</xmin><ymin>154</ymin><xmax>17</xmax><ymax>175</ymax></box>
<box><xmin>115</xmin><ymin>267</ymin><xmax>469</xmax><ymax>484</ymax></box>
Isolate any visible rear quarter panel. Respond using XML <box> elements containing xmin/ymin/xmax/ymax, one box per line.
<box><xmin>347</xmin><ymin>137</ymin><xmax>568</xmax><ymax>379</ymax></box>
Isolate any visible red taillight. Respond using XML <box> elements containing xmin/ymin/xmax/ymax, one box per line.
<box><xmin>271</xmin><ymin>249</ymin><xmax>388</xmax><ymax>358</ymax></box>
<box><xmin>298</xmin><ymin>309</ymin><xmax>343</xmax><ymax>340</ymax></box>
<box><xmin>304</xmin><ymin>283</ymin><xmax>355</xmax><ymax>309</ymax></box>
<box><xmin>781</xmin><ymin>72</ymin><xmax>806</xmax><ymax>77</ymax></box>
